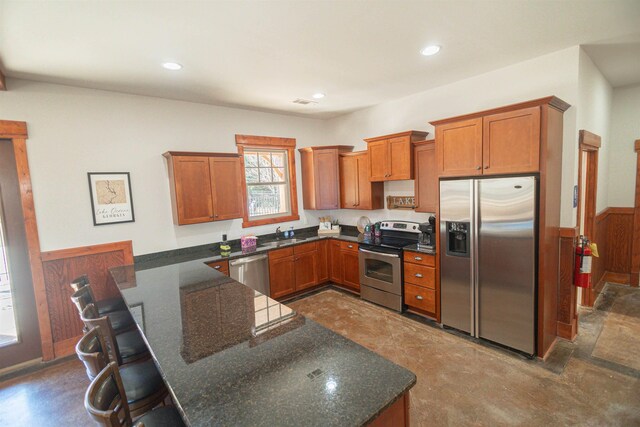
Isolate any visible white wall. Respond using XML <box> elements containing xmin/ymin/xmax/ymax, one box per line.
<box><xmin>325</xmin><ymin>47</ymin><xmax>581</xmax><ymax>227</ymax></box>
<box><xmin>0</xmin><ymin>79</ymin><xmax>329</xmax><ymax>255</ymax></box>
<box><xmin>607</xmin><ymin>83</ymin><xmax>640</xmax><ymax>207</ymax></box>
<box><xmin>577</xmin><ymin>48</ymin><xmax>613</xmax><ymax>214</ymax></box>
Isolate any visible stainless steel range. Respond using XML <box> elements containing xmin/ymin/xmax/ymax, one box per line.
<box><xmin>358</xmin><ymin>221</ymin><xmax>421</xmax><ymax>311</ymax></box>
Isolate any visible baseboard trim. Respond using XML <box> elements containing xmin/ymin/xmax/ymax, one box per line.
<box><xmin>53</xmin><ymin>335</ymin><xmax>82</xmax><ymax>358</ymax></box>
<box><xmin>557</xmin><ymin>317</ymin><xmax>578</xmax><ymax>341</ymax></box>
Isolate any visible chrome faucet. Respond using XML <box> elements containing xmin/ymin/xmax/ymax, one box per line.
<box><xmin>275</xmin><ymin>226</ymin><xmax>282</xmax><ymax>240</ymax></box>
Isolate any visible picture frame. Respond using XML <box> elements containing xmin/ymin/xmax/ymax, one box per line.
<box><xmin>87</xmin><ymin>172</ymin><xmax>135</xmax><ymax>226</ymax></box>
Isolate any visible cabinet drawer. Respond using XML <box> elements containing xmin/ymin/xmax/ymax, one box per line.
<box><xmin>207</xmin><ymin>260</ymin><xmax>229</xmax><ymax>274</ymax></box>
<box><xmin>269</xmin><ymin>247</ymin><xmax>294</xmax><ymax>260</ymax></box>
<box><xmin>404</xmin><ymin>283</ymin><xmax>436</xmax><ymax>313</ymax></box>
<box><xmin>340</xmin><ymin>241</ymin><xmax>359</xmax><ymax>253</ymax></box>
<box><xmin>294</xmin><ymin>242</ymin><xmax>317</xmax><ymax>255</ymax></box>
<box><xmin>403</xmin><ymin>263</ymin><xmax>435</xmax><ymax>289</ymax></box>
<box><xmin>404</xmin><ymin>251</ymin><xmax>435</xmax><ymax>267</ymax></box>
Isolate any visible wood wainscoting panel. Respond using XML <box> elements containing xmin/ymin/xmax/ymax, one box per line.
<box><xmin>632</xmin><ymin>140</ymin><xmax>640</xmax><ymax>286</ymax></box>
<box><xmin>585</xmin><ymin>208</ymin><xmax>634</xmax><ymax>307</ymax></box>
<box><xmin>606</xmin><ymin>208</ymin><xmax>634</xmax><ymax>274</ymax></box>
<box><xmin>41</xmin><ymin>241</ymin><xmax>133</xmax><ymax>358</ymax></box>
<box><xmin>557</xmin><ymin>227</ymin><xmax>579</xmax><ymax>340</ymax></box>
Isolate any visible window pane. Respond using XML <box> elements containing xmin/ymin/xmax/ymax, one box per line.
<box><xmin>258</xmin><ymin>153</ymin><xmax>272</xmax><ymax>167</ymax></box>
<box><xmin>247</xmin><ymin>184</ymin><xmax>289</xmax><ymax>217</ymax></box>
<box><xmin>245</xmin><ymin>167</ymin><xmax>259</xmax><ymax>183</ymax></box>
<box><xmin>244</xmin><ymin>153</ymin><xmax>258</xmax><ymax>167</ymax></box>
<box><xmin>259</xmin><ymin>168</ymin><xmax>272</xmax><ymax>183</ymax></box>
<box><xmin>272</xmin><ymin>152</ymin><xmax>285</xmax><ymax>167</ymax></box>
<box><xmin>273</xmin><ymin>167</ymin><xmax>286</xmax><ymax>183</ymax></box>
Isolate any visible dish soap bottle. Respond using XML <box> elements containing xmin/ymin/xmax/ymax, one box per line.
<box><xmin>220</xmin><ymin>234</ymin><xmax>231</xmax><ymax>257</ymax></box>
<box><xmin>289</xmin><ymin>226</ymin><xmax>295</xmax><ymax>238</ymax></box>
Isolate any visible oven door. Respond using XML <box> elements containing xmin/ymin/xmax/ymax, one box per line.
<box><xmin>358</xmin><ymin>247</ymin><xmax>402</xmax><ymax>295</ymax></box>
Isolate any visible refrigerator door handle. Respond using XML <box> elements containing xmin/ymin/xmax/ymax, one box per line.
<box><xmin>472</xmin><ymin>179</ymin><xmax>480</xmax><ymax>338</ymax></box>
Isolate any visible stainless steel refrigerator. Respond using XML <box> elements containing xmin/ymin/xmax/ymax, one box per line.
<box><xmin>440</xmin><ymin>176</ymin><xmax>536</xmax><ymax>354</ymax></box>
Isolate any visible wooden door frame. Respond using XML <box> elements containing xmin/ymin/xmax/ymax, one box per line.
<box><xmin>576</xmin><ymin>130</ymin><xmax>601</xmax><ymax>306</ymax></box>
<box><xmin>0</xmin><ymin>120</ymin><xmax>53</xmax><ymax>360</ymax></box>
<box><xmin>631</xmin><ymin>139</ymin><xmax>640</xmax><ymax>287</ymax></box>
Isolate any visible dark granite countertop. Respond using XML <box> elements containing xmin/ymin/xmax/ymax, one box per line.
<box><xmin>403</xmin><ymin>244</ymin><xmax>436</xmax><ymax>255</ymax></box>
<box><xmin>134</xmin><ymin>231</ymin><xmax>363</xmax><ymax>271</ymax></box>
<box><xmin>110</xmin><ymin>259</ymin><xmax>416</xmax><ymax>426</ymax></box>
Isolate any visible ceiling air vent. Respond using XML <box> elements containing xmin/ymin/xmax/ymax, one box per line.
<box><xmin>292</xmin><ymin>98</ymin><xmax>317</xmax><ymax>105</ymax></box>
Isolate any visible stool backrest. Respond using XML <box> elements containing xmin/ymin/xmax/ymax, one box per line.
<box><xmin>84</xmin><ymin>361</ymin><xmax>133</xmax><ymax>427</ymax></box>
<box><xmin>76</xmin><ymin>326</ymin><xmax>109</xmax><ymax>380</ymax></box>
<box><xmin>80</xmin><ymin>304</ymin><xmax>122</xmax><ymax>365</ymax></box>
<box><xmin>71</xmin><ymin>285</ymin><xmax>97</xmax><ymax>315</ymax></box>
<box><xmin>70</xmin><ymin>274</ymin><xmax>90</xmax><ymax>292</ymax></box>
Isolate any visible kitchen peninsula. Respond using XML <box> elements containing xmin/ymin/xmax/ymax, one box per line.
<box><xmin>110</xmin><ymin>257</ymin><xmax>415</xmax><ymax>426</ymax></box>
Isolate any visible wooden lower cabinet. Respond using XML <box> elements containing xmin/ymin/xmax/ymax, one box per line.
<box><xmin>268</xmin><ymin>239</ymin><xmax>360</xmax><ymax>299</ymax></box>
<box><xmin>317</xmin><ymin>240</ymin><xmax>329</xmax><ymax>283</ymax></box>
<box><xmin>206</xmin><ymin>260</ymin><xmax>229</xmax><ymax>276</ymax></box>
<box><xmin>295</xmin><ymin>250</ymin><xmax>318</xmax><ymax>291</ymax></box>
<box><xmin>268</xmin><ymin>254</ymin><xmax>296</xmax><ymax>299</ymax></box>
<box><xmin>369</xmin><ymin>392</ymin><xmax>409</xmax><ymax>427</ymax></box>
<box><xmin>268</xmin><ymin>242</ymin><xmax>319</xmax><ymax>299</ymax></box>
<box><xmin>403</xmin><ymin>251</ymin><xmax>437</xmax><ymax>318</ymax></box>
<box><xmin>329</xmin><ymin>240</ymin><xmax>343</xmax><ymax>284</ymax></box>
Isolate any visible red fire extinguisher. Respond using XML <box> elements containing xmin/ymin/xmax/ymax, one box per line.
<box><xmin>574</xmin><ymin>236</ymin><xmax>592</xmax><ymax>288</ymax></box>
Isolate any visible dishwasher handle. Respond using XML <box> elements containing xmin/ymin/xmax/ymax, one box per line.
<box><xmin>229</xmin><ymin>254</ymin><xmax>268</xmax><ymax>266</ymax></box>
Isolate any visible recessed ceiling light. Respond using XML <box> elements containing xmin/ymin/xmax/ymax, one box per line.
<box><xmin>420</xmin><ymin>45</ymin><xmax>441</xmax><ymax>56</ymax></box>
<box><xmin>312</xmin><ymin>93</ymin><xmax>325</xmax><ymax>99</ymax></box>
<box><xmin>162</xmin><ymin>62</ymin><xmax>183</xmax><ymax>71</ymax></box>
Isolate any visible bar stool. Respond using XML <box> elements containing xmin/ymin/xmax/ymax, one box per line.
<box><xmin>81</xmin><ymin>304</ymin><xmax>149</xmax><ymax>365</ymax></box>
<box><xmin>77</xmin><ymin>328</ymin><xmax>169</xmax><ymax>420</ymax></box>
<box><xmin>85</xmin><ymin>361</ymin><xmax>185</xmax><ymax>427</ymax></box>
<box><xmin>71</xmin><ymin>285</ymin><xmax>134</xmax><ymax>333</ymax></box>
<box><xmin>70</xmin><ymin>278</ymin><xmax>128</xmax><ymax>315</ymax></box>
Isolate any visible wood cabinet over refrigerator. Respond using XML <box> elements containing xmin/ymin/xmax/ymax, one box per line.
<box><xmin>430</xmin><ymin>96</ymin><xmax>571</xmax><ymax>358</ymax></box>
<box><xmin>299</xmin><ymin>146</ymin><xmax>353</xmax><ymax>210</ymax></box>
<box><xmin>164</xmin><ymin>152</ymin><xmax>244</xmax><ymax>225</ymax></box>
<box><xmin>413</xmin><ymin>139</ymin><xmax>437</xmax><ymax>213</ymax></box>
<box><xmin>364</xmin><ymin>130</ymin><xmax>428</xmax><ymax>181</ymax></box>
<box><xmin>339</xmin><ymin>151</ymin><xmax>384</xmax><ymax>210</ymax></box>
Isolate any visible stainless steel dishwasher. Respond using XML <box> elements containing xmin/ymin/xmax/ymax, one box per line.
<box><xmin>229</xmin><ymin>254</ymin><xmax>270</xmax><ymax>296</ymax></box>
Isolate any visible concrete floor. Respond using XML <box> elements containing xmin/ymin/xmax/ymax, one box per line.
<box><xmin>0</xmin><ymin>283</ymin><xmax>638</xmax><ymax>426</ymax></box>
<box><xmin>289</xmin><ymin>283</ymin><xmax>640</xmax><ymax>426</ymax></box>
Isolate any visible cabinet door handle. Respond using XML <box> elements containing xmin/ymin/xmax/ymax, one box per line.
<box><xmin>348</xmin><ymin>245</ymin><xmax>353</xmax><ymax>248</ymax></box>
<box><xmin>416</xmin><ymin>295</ymin><xmax>424</xmax><ymax>300</ymax></box>
<box><xmin>214</xmin><ymin>265</ymin><xmax>221</xmax><ymax>269</ymax></box>
<box><xmin>476</xmin><ymin>166</ymin><xmax>482</xmax><ymax>170</ymax></box>
<box><xmin>484</xmin><ymin>166</ymin><xmax>489</xmax><ymax>169</ymax></box>
<box><xmin>415</xmin><ymin>273</ymin><xmax>423</xmax><ymax>278</ymax></box>
<box><xmin>414</xmin><ymin>256</ymin><xmax>423</xmax><ymax>261</ymax></box>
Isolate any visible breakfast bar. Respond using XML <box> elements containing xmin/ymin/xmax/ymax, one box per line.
<box><xmin>110</xmin><ymin>259</ymin><xmax>416</xmax><ymax>426</ymax></box>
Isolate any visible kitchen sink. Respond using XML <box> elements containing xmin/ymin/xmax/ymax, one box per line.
<box><xmin>259</xmin><ymin>238</ymin><xmax>307</xmax><ymax>248</ymax></box>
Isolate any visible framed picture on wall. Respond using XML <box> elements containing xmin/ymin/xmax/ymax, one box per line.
<box><xmin>87</xmin><ymin>172</ymin><xmax>135</xmax><ymax>226</ymax></box>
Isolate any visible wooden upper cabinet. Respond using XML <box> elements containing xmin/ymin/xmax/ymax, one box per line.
<box><xmin>367</xmin><ymin>140</ymin><xmax>389</xmax><ymax>181</ymax></box>
<box><xmin>168</xmin><ymin>155</ymin><xmax>214</xmax><ymax>224</ymax></box>
<box><xmin>299</xmin><ymin>146</ymin><xmax>353</xmax><ymax>210</ymax></box>
<box><xmin>431</xmin><ymin>100</ymin><xmax>553</xmax><ymax>178</ymax></box>
<box><xmin>164</xmin><ymin>152</ymin><xmax>244</xmax><ymax>225</ymax></box>
<box><xmin>482</xmin><ymin>106</ymin><xmax>541</xmax><ymax>175</ymax></box>
<box><xmin>435</xmin><ymin>118</ymin><xmax>483</xmax><ymax>177</ymax></box>
<box><xmin>209</xmin><ymin>157</ymin><xmax>244</xmax><ymax>221</ymax></box>
<box><xmin>339</xmin><ymin>151</ymin><xmax>384</xmax><ymax>210</ymax></box>
<box><xmin>364</xmin><ymin>130</ymin><xmax>428</xmax><ymax>182</ymax></box>
<box><xmin>414</xmin><ymin>140</ymin><xmax>437</xmax><ymax>213</ymax></box>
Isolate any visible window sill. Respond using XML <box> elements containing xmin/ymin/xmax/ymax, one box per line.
<box><xmin>242</xmin><ymin>214</ymin><xmax>300</xmax><ymax>228</ymax></box>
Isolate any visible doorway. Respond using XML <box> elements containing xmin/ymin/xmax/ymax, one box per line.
<box><xmin>0</xmin><ymin>139</ymin><xmax>42</xmax><ymax>369</ymax></box>
<box><xmin>576</xmin><ymin>130</ymin><xmax>601</xmax><ymax>307</ymax></box>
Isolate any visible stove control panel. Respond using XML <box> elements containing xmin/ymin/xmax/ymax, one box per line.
<box><xmin>380</xmin><ymin>221</ymin><xmax>421</xmax><ymax>233</ymax></box>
